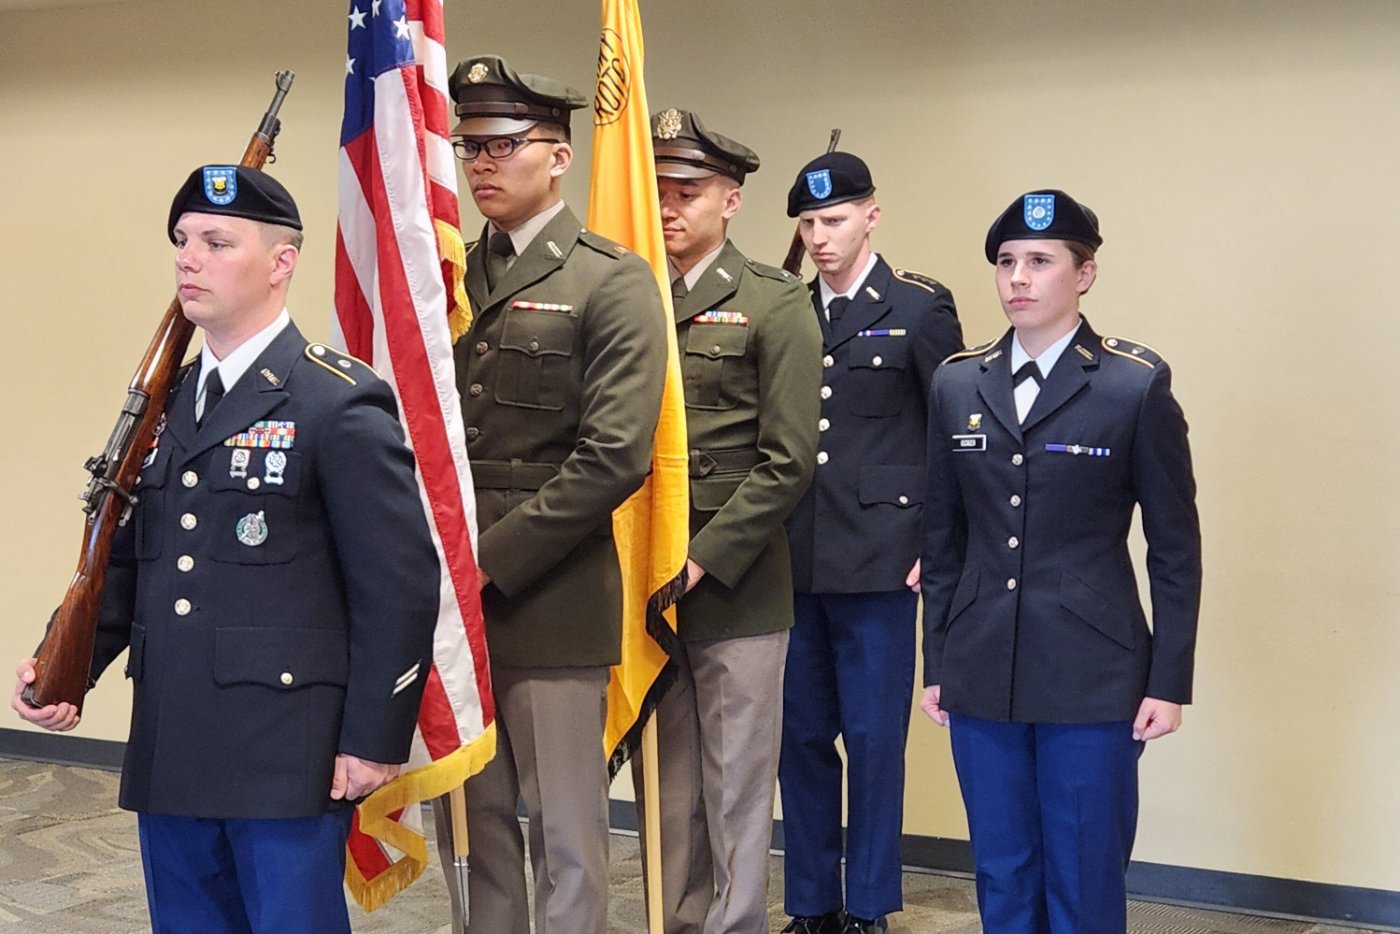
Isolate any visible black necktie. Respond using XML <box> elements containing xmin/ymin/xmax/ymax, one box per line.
<box><xmin>671</xmin><ymin>276</ymin><xmax>688</xmax><ymax>306</ymax></box>
<box><xmin>828</xmin><ymin>297</ymin><xmax>850</xmax><ymax>322</ymax></box>
<box><xmin>1013</xmin><ymin>361</ymin><xmax>1043</xmax><ymax>387</ymax></box>
<box><xmin>486</xmin><ymin>231</ymin><xmax>514</xmax><ymax>290</ymax></box>
<box><xmin>199</xmin><ymin>368</ymin><xmax>224</xmax><ymax>427</ymax></box>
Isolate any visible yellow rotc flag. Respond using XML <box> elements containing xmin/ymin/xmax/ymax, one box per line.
<box><xmin>587</xmin><ymin>0</ymin><xmax>689</xmax><ymax>773</ymax></box>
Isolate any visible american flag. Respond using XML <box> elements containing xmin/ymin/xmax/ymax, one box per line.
<box><xmin>333</xmin><ymin>0</ymin><xmax>496</xmax><ymax>910</ymax></box>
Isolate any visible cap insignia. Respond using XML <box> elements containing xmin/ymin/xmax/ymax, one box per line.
<box><xmin>806</xmin><ymin>168</ymin><xmax>833</xmax><ymax>200</ymax></box>
<box><xmin>203</xmin><ymin>166</ymin><xmax>238</xmax><ymax>206</ymax></box>
<box><xmin>657</xmin><ymin>108</ymin><xmax>683</xmax><ymax>140</ymax></box>
<box><xmin>1024</xmin><ymin>193</ymin><xmax>1055</xmax><ymax>231</ymax></box>
<box><xmin>467</xmin><ymin>62</ymin><xmax>489</xmax><ymax>84</ymax></box>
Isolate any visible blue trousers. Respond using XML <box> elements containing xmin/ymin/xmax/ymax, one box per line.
<box><xmin>948</xmin><ymin>716</ymin><xmax>1143</xmax><ymax>934</ymax></box>
<box><xmin>779</xmin><ymin>590</ymin><xmax>916</xmax><ymax>920</ymax></box>
<box><xmin>138</xmin><ymin>809</ymin><xmax>354</xmax><ymax>934</ymax></box>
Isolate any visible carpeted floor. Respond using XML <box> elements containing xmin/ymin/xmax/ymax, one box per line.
<box><xmin>0</xmin><ymin>759</ymin><xmax>1379</xmax><ymax>933</ymax></box>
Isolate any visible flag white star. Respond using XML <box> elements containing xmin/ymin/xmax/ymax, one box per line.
<box><xmin>393</xmin><ymin>15</ymin><xmax>410</xmax><ymax>38</ymax></box>
<box><xmin>346</xmin><ymin>56</ymin><xmax>356</xmax><ymax>75</ymax></box>
<box><xmin>371</xmin><ymin>0</ymin><xmax>382</xmax><ymax>15</ymax></box>
<box><xmin>348</xmin><ymin>6</ymin><xmax>366</xmax><ymax>28</ymax></box>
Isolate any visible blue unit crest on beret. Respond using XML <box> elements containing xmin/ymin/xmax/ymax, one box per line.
<box><xmin>203</xmin><ymin>166</ymin><xmax>238</xmax><ymax>206</ymax></box>
<box><xmin>806</xmin><ymin>169</ymin><xmax>833</xmax><ymax>200</ymax></box>
<box><xmin>1024</xmin><ymin>193</ymin><xmax>1054</xmax><ymax>231</ymax></box>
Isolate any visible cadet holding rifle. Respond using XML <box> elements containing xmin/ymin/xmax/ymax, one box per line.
<box><xmin>11</xmin><ymin>162</ymin><xmax>440</xmax><ymax>933</ymax></box>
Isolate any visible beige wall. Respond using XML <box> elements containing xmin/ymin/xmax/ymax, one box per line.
<box><xmin>3</xmin><ymin>0</ymin><xmax>1397</xmax><ymax>895</ymax></box>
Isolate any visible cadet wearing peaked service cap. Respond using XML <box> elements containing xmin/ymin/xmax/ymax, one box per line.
<box><xmin>436</xmin><ymin>53</ymin><xmax>668</xmax><ymax>934</ymax></box>
<box><xmin>634</xmin><ymin>107</ymin><xmax>820</xmax><ymax>934</ymax></box>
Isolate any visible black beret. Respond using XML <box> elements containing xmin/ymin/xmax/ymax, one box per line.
<box><xmin>449</xmin><ymin>54</ymin><xmax>587</xmax><ymax>136</ymax></box>
<box><xmin>167</xmin><ymin>165</ymin><xmax>301</xmax><ymax>244</ymax></box>
<box><xmin>984</xmin><ymin>189</ymin><xmax>1102</xmax><ymax>263</ymax></box>
<box><xmin>651</xmin><ymin>108</ymin><xmax>760</xmax><ymax>184</ymax></box>
<box><xmin>786</xmin><ymin>151</ymin><xmax>876</xmax><ymax>217</ymax></box>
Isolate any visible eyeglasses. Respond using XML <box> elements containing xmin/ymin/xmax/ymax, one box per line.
<box><xmin>452</xmin><ymin>136</ymin><xmax>564</xmax><ymax>162</ymax></box>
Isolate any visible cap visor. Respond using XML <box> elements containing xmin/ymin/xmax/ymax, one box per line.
<box><xmin>452</xmin><ymin>115</ymin><xmax>539</xmax><ymax>136</ymax></box>
<box><xmin>654</xmin><ymin>161</ymin><xmax>719</xmax><ymax>180</ymax></box>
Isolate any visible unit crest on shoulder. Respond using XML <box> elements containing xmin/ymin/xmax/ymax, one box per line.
<box><xmin>1101</xmin><ymin>336</ymin><xmax>1164</xmax><ymax>368</ymax></box>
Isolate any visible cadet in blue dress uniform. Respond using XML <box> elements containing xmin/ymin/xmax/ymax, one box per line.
<box><xmin>13</xmin><ymin>166</ymin><xmax>440</xmax><ymax>934</ymax></box>
<box><xmin>919</xmin><ymin>190</ymin><xmax>1202</xmax><ymax>934</ymax></box>
<box><xmin>780</xmin><ymin>153</ymin><xmax>962</xmax><ymax>934</ymax></box>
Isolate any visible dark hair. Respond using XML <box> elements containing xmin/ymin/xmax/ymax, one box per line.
<box><xmin>1066</xmin><ymin>240</ymin><xmax>1096</xmax><ymax>268</ymax></box>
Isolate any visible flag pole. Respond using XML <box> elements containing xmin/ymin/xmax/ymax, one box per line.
<box><xmin>642</xmin><ymin>715</ymin><xmax>664</xmax><ymax>933</ymax></box>
<box><xmin>448</xmin><ymin>786</ymin><xmax>471</xmax><ymax>930</ymax></box>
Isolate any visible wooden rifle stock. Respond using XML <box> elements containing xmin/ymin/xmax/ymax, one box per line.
<box><xmin>781</xmin><ymin>128</ymin><xmax>842</xmax><ymax>276</ymax></box>
<box><xmin>24</xmin><ymin>70</ymin><xmax>296</xmax><ymax>712</ymax></box>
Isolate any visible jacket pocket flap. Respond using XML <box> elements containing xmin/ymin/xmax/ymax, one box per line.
<box><xmin>857</xmin><ymin>465</ymin><xmax>924</xmax><ymax>507</ymax></box>
<box><xmin>214</xmin><ymin>627</ymin><xmax>348</xmax><ymax>689</ymax></box>
<box><xmin>691</xmin><ymin>474</ymin><xmax>744</xmax><ymax>512</ymax></box>
<box><xmin>685</xmin><ymin>323</ymin><xmax>749</xmax><ymax>359</ymax></box>
<box><xmin>501</xmin><ymin>308</ymin><xmax>578</xmax><ymax>357</ymax></box>
<box><xmin>848</xmin><ymin>337</ymin><xmax>909</xmax><ymax>370</ymax></box>
<box><xmin>1058</xmin><ymin>570</ymin><xmax>1133</xmax><ymax>650</ymax></box>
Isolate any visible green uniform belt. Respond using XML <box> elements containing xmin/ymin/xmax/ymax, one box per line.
<box><xmin>688</xmin><ymin>448</ymin><xmax>762</xmax><ymax>478</ymax></box>
<box><xmin>471</xmin><ymin>459</ymin><xmax>560</xmax><ymax>491</ymax></box>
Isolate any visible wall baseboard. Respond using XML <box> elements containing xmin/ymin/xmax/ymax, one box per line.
<box><xmin>1</xmin><ymin>732</ymin><xmax>1393</xmax><ymax>930</ymax></box>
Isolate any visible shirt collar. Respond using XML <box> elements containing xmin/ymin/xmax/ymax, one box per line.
<box><xmin>668</xmin><ymin>241</ymin><xmax>727</xmax><ymax>292</ymax></box>
<box><xmin>490</xmin><ymin>199</ymin><xmax>568</xmax><ymax>257</ymax></box>
<box><xmin>198</xmin><ymin>308</ymin><xmax>291</xmax><ymax>397</ymax></box>
<box><xmin>1010</xmin><ymin>316</ymin><xmax>1082</xmax><ymax>380</ymax></box>
<box><xmin>818</xmin><ymin>251</ymin><xmax>880</xmax><ymax>311</ymax></box>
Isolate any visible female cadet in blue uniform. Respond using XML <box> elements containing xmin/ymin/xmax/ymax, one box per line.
<box><xmin>919</xmin><ymin>190</ymin><xmax>1202</xmax><ymax>934</ymax></box>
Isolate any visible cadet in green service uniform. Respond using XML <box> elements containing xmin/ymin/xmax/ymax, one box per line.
<box><xmin>436</xmin><ymin>55</ymin><xmax>668</xmax><ymax>934</ymax></box>
<box><xmin>630</xmin><ymin>108</ymin><xmax>821</xmax><ymax>934</ymax></box>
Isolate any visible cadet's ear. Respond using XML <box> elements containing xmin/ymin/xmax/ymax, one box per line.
<box><xmin>1076</xmin><ymin>259</ymin><xmax>1098</xmax><ymax>295</ymax></box>
<box><xmin>549</xmin><ymin>142</ymin><xmax>573</xmax><ymax>178</ymax></box>
<box><xmin>864</xmin><ymin>202</ymin><xmax>882</xmax><ymax>233</ymax></box>
<box><xmin>270</xmin><ymin>243</ymin><xmax>299</xmax><ymax>288</ymax></box>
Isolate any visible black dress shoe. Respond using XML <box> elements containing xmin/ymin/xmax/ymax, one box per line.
<box><xmin>841</xmin><ymin>916</ymin><xmax>888</xmax><ymax>934</ymax></box>
<box><xmin>781</xmin><ymin>912</ymin><xmax>845</xmax><ymax>934</ymax></box>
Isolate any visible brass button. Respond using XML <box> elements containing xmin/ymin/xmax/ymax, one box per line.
<box><xmin>280</xmin><ymin>672</ymin><xmax>294</xmax><ymax>686</ymax></box>
<box><xmin>711</xmin><ymin>344</ymin><xmax>722</xmax><ymax>355</ymax></box>
<box><xmin>1010</xmin><ymin>494</ymin><xmax>1022</xmax><ymax>507</ymax></box>
<box><xmin>1011</xmin><ymin>453</ymin><xmax>1024</xmax><ymax>466</ymax></box>
<box><xmin>180</xmin><ymin>513</ymin><xmax>198</xmax><ymax>530</ymax></box>
<box><xmin>1008</xmin><ymin>536</ymin><xmax>1020</xmax><ymax>549</ymax></box>
<box><xmin>181</xmin><ymin>470</ymin><xmax>198</xmax><ymax>488</ymax></box>
<box><xmin>822</xmin><ymin>355</ymin><xmax>834</xmax><ymax>368</ymax></box>
<box><xmin>475</xmin><ymin>341</ymin><xmax>489</xmax><ymax>355</ymax></box>
<box><xmin>1006</xmin><ymin>578</ymin><xmax>1018</xmax><ymax>591</ymax></box>
<box><xmin>528</xmin><ymin>339</ymin><xmax>541</xmax><ymax>352</ymax></box>
<box><xmin>177</xmin><ymin>555</ymin><xmax>194</xmax><ymax>572</ymax></box>
<box><xmin>247</xmin><ymin>477</ymin><xmax>261</xmax><ymax>490</ymax></box>
<box><xmin>816</xmin><ymin>451</ymin><xmax>829</xmax><ymax>465</ymax></box>
<box><xmin>469</xmin><ymin>383</ymin><xmax>484</xmax><ymax>397</ymax></box>
<box><xmin>465</xmin><ymin>427</ymin><xmax>480</xmax><ymax>440</ymax></box>
<box><xmin>174</xmin><ymin>598</ymin><xmax>191</xmax><ymax>616</ymax></box>
<box><xmin>820</xmin><ymin>386</ymin><xmax>832</xmax><ymax>400</ymax></box>
<box><xmin>818</xmin><ymin>418</ymin><xmax>830</xmax><ymax>432</ymax></box>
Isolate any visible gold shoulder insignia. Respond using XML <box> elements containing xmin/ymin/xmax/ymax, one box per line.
<box><xmin>940</xmin><ymin>337</ymin><xmax>999</xmax><ymax>366</ymax></box>
<box><xmin>304</xmin><ymin>343</ymin><xmax>377</xmax><ymax>385</ymax></box>
<box><xmin>744</xmin><ymin>258</ymin><xmax>792</xmax><ymax>282</ymax></box>
<box><xmin>578</xmin><ymin>228</ymin><xmax>627</xmax><ymax>259</ymax></box>
<box><xmin>1101</xmin><ymin>336</ymin><xmax>1163</xmax><ymax>369</ymax></box>
<box><xmin>893</xmin><ymin>268</ymin><xmax>943</xmax><ymax>295</ymax></box>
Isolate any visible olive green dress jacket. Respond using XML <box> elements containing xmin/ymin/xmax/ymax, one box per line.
<box><xmin>455</xmin><ymin>205</ymin><xmax>668</xmax><ymax>668</ymax></box>
<box><xmin>677</xmin><ymin>239</ymin><xmax>822</xmax><ymax>642</ymax></box>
